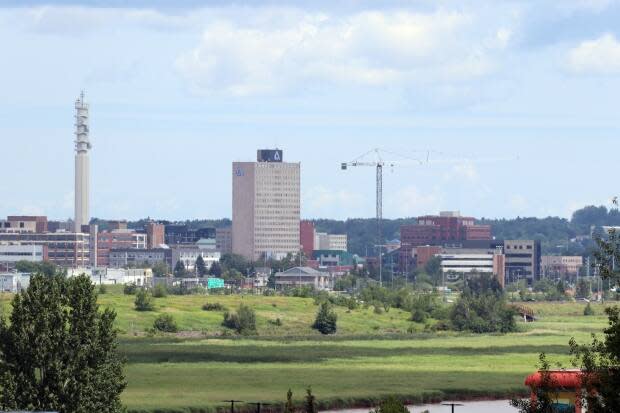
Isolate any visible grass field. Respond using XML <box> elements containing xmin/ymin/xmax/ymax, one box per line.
<box><xmin>0</xmin><ymin>288</ymin><xmax>614</xmax><ymax>412</ymax></box>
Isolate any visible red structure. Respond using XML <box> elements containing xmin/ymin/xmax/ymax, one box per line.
<box><xmin>524</xmin><ymin>370</ymin><xmax>588</xmax><ymax>413</ymax></box>
<box><xmin>400</xmin><ymin>212</ymin><xmax>491</xmax><ymax>271</ymax></box>
<box><xmin>300</xmin><ymin>220</ymin><xmax>315</xmax><ymax>257</ymax></box>
<box><xmin>146</xmin><ymin>222</ymin><xmax>165</xmax><ymax>249</ymax></box>
<box><xmin>6</xmin><ymin>216</ymin><xmax>48</xmax><ymax>233</ymax></box>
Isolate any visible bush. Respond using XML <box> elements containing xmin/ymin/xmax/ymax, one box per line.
<box><xmin>371</xmin><ymin>396</ymin><xmax>409</xmax><ymax>413</ymax></box>
<box><xmin>123</xmin><ymin>283</ymin><xmax>137</xmax><ymax>295</ymax></box>
<box><xmin>222</xmin><ymin>304</ymin><xmax>257</xmax><ymax>335</ymax></box>
<box><xmin>584</xmin><ymin>302</ymin><xmax>595</xmax><ymax>316</ymax></box>
<box><xmin>134</xmin><ymin>289</ymin><xmax>154</xmax><ymax>311</ymax></box>
<box><xmin>373</xmin><ymin>302</ymin><xmax>384</xmax><ymax>315</ymax></box>
<box><xmin>98</xmin><ymin>284</ymin><xmax>107</xmax><ymax>294</ymax></box>
<box><xmin>411</xmin><ymin>309</ymin><xmax>428</xmax><ymax>323</ymax></box>
<box><xmin>152</xmin><ymin>283</ymin><xmax>168</xmax><ymax>298</ymax></box>
<box><xmin>202</xmin><ymin>302</ymin><xmax>227</xmax><ymax>311</ymax></box>
<box><xmin>153</xmin><ymin>313</ymin><xmax>178</xmax><ymax>333</ymax></box>
<box><xmin>268</xmin><ymin>318</ymin><xmax>283</xmax><ymax>326</ymax></box>
<box><xmin>313</xmin><ymin>302</ymin><xmax>337</xmax><ymax>335</ymax></box>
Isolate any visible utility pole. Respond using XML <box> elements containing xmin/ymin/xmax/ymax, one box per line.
<box><xmin>222</xmin><ymin>400</ymin><xmax>244</xmax><ymax>413</ymax></box>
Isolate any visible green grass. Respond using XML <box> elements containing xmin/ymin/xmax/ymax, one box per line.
<box><xmin>0</xmin><ymin>288</ymin><xmax>614</xmax><ymax>412</ymax></box>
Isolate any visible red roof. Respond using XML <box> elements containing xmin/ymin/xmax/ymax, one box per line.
<box><xmin>525</xmin><ymin>370</ymin><xmax>583</xmax><ymax>388</ymax></box>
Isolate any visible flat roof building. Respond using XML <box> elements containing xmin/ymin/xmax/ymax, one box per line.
<box><xmin>232</xmin><ymin>149</ymin><xmax>300</xmax><ymax>261</ymax></box>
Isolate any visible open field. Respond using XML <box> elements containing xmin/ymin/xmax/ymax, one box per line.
<box><xmin>0</xmin><ymin>289</ymin><xmax>614</xmax><ymax>412</ymax></box>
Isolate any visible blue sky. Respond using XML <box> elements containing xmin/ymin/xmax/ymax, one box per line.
<box><xmin>1</xmin><ymin>0</ymin><xmax>619</xmax><ymax>221</ymax></box>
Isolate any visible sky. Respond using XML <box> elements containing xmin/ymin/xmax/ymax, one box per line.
<box><xmin>1</xmin><ymin>0</ymin><xmax>619</xmax><ymax>221</ymax></box>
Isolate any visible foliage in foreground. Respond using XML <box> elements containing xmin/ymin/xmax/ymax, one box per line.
<box><xmin>0</xmin><ymin>273</ymin><xmax>125</xmax><ymax>413</ymax></box>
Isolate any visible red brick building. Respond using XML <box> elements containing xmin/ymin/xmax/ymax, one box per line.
<box><xmin>400</xmin><ymin>211</ymin><xmax>491</xmax><ymax>271</ymax></box>
<box><xmin>300</xmin><ymin>221</ymin><xmax>315</xmax><ymax>258</ymax></box>
<box><xmin>146</xmin><ymin>222</ymin><xmax>165</xmax><ymax>249</ymax></box>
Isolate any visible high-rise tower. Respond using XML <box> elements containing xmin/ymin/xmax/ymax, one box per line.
<box><xmin>74</xmin><ymin>91</ymin><xmax>91</xmax><ymax>233</ymax></box>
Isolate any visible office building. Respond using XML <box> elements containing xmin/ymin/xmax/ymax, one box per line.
<box><xmin>0</xmin><ymin>244</ymin><xmax>46</xmax><ymax>271</ymax></box>
<box><xmin>232</xmin><ymin>149</ymin><xmax>300</xmax><ymax>261</ymax></box>
<box><xmin>0</xmin><ymin>231</ymin><xmax>91</xmax><ymax>267</ymax></box>
<box><xmin>541</xmin><ymin>256</ymin><xmax>583</xmax><ymax>277</ymax></box>
<box><xmin>109</xmin><ymin>248</ymin><xmax>171</xmax><ymax>269</ymax></box>
<box><xmin>74</xmin><ymin>92</ymin><xmax>91</xmax><ymax>233</ymax></box>
<box><xmin>165</xmin><ymin>225</ymin><xmax>215</xmax><ymax>245</ymax></box>
<box><xmin>504</xmin><ymin>239</ymin><xmax>541</xmax><ymax>282</ymax></box>
<box><xmin>215</xmin><ymin>227</ymin><xmax>233</xmax><ymax>254</ymax></box>
<box><xmin>400</xmin><ymin>211</ymin><xmax>491</xmax><ymax>270</ymax></box>
<box><xmin>146</xmin><ymin>222</ymin><xmax>165</xmax><ymax>249</ymax></box>
<box><xmin>97</xmin><ymin>229</ymin><xmax>147</xmax><ymax>267</ymax></box>
<box><xmin>315</xmin><ymin>232</ymin><xmax>348</xmax><ymax>251</ymax></box>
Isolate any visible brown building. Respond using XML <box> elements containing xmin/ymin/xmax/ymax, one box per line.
<box><xmin>400</xmin><ymin>211</ymin><xmax>491</xmax><ymax>271</ymax></box>
<box><xmin>146</xmin><ymin>222</ymin><xmax>165</xmax><ymax>249</ymax></box>
<box><xmin>3</xmin><ymin>216</ymin><xmax>48</xmax><ymax>233</ymax></box>
<box><xmin>97</xmin><ymin>230</ymin><xmax>147</xmax><ymax>267</ymax></box>
<box><xmin>216</xmin><ymin>227</ymin><xmax>233</xmax><ymax>254</ymax></box>
<box><xmin>300</xmin><ymin>221</ymin><xmax>315</xmax><ymax>257</ymax></box>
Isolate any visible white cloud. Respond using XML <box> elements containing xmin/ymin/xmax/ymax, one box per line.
<box><xmin>176</xmin><ymin>9</ymin><xmax>507</xmax><ymax>96</ymax></box>
<box><xmin>303</xmin><ymin>185</ymin><xmax>365</xmax><ymax>218</ymax></box>
<box><xmin>387</xmin><ymin>185</ymin><xmax>444</xmax><ymax>217</ymax></box>
<box><xmin>567</xmin><ymin>33</ymin><xmax>620</xmax><ymax>75</ymax></box>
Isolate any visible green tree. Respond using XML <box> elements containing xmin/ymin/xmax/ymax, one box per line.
<box><xmin>0</xmin><ymin>273</ymin><xmax>126</xmax><ymax>413</ymax></box>
<box><xmin>152</xmin><ymin>261</ymin><xmax>169</xmax><ymax>277</ymax></box>
<box><xmin>424</xmin><ymin>256</ymin><xmax>442</xmax><ymax>285</ymax></box>
<box><xmin>284</xmin><ymin>388</ymin><xmax>295</xmax><ymax>413</ymax></box>
<box><xmin>134</xmin><ymin>289</ymin><xmax>154</xmax><ymax>311</ymax></box>
<box><xmin>304</xmin><ymin>387</ymin><xmax>317</xmax><ymax>413</ymax></box>
<box><xmin>173</xmin><ymin>260</ymin><xmax>186</xmax><ymax>278</ymax></box>
<box><xmin>510</xmin><ymin>354</ymin><xmax>560</xmax><ymax>413</ymax></box>
<box><xmin>583</xmin><ymin>302</ymin><xmax>595</xmax><ymax>316</ymax></box>
<box><xmin>371</xmin><ymin>396</ymin><xmax>409</xmax><ymax>413</ymax></box>
<box><xmin>209</xmin><ymin>261</ymin><xmax>222</xmax><ymax>277</ymax></box>
<box><xmin>576</xmin><ymin>278</ymin><xmax>591</xmax><ymax>299</ymax></box>
<box><xmin>196</xmin><ymin>255</ymin><xmax>208</xmax><ymax>277</ymax></box>
<box><xmin>312</xmin><ymin>302</ymin><xmax>337</xmax><ymax>335</ymax></box>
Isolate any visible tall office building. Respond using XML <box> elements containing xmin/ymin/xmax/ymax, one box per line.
<box><xmin>232</xmin><ymin>149</ymin><xmax>300</xmax><ymax>261</ymax></box>
<box><xmin>74</xmin><ymin>92</ymin><xmax>91</xmax><ymax>232</ymax></box>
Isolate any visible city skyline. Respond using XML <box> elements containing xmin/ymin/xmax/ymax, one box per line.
<box><xmin>2</xmin><ymin>1</ymin><xmax>620</xmax><ymax>221</ymax></box>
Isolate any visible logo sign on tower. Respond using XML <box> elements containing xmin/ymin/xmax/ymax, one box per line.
<box><xmin>257</xmin><ymin>149</ymin><xmax>283</xmax><ymax>163</ymax></box>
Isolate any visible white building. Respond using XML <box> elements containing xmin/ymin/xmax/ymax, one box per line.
<box><xmin>171</xmin><ymin>246</ymin><xmax>221</xmax><ymax>272</ymax></box>
<box><xmin>0</xmin><ymin>244</ymin><xmax>45</xmax><ymax>271</ymax></box>
<box><xmin>438</xmin><ymin>248</ymin><xmax>504</xmax><ymax>282</ymax></box>
<box><xmin>232</xmin><ymin>149</ymin><xmax>300</xmax><ymax>261</ymax></box>
<box><xmin>274</xmin><ymin>266</ymin><xmax>331</xmax><ymax>290</ymax></box>
<box><xmin>0</xmin><ymin>273</ymin><xmax>31</xmax><ymax>292</ymax></box>
<box><xmin>68</xmin><ymin>267</ymin><xmax>152</xmax><ymax>286</ymax></box>
<box><xmin>315</xmin><ymin>233</ymin><xmax>348</xmax><ymax>251</ymax></box>
<box><xmin>74</xmin><ymin>92</ymin><xmax>91</xmax><ymax>232</ymax></box>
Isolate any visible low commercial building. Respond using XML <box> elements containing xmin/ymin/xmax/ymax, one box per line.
<box><xmin>274</xmin><ymin>266</ymin><xmax>331</xmax><ymax>290</ymax></box>
<box><xmin>0</xmin><ymin>244</ymin><xmax>46</xmax><ymax>271</ymax></box>
<box><xmin>0</xmin><ymin>232</ymin><xmax>92</xmax><ymax>268</ymax></box>
<box><xmin>541</xmin><ymin>256</ymin><xmax>583</xmax><ymax>277</ymax></box>
<box><xmin>108</xmin><ymin>248</ymin><xmax>171</xmax><ymax>269</ymax></box>
<box><xmin>68</xmin><ymin>267</ymin><xmax>152</xmax><ymax>286</ymax></box>
<box><xmin>0</xmin><ymin>273</ymin><xmax>31</xmax><ymax>292</ymax></box>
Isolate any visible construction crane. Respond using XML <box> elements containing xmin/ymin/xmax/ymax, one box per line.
<box><xmin>341</xmin><ymin>148</ymin><xmax>424</xmax><ymax>286</ymax></box>
<box><xmin>341</xmin><ymin>148</ymin><xmax>515</xmax><ymax>287</ymax></box>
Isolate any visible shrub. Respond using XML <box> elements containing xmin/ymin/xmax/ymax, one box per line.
<box><xmin>313</xmin><ymin>302</ymin><xmax>337</xmax><ymax>335</ymax></box>
<box><xmin>134</xmin><ymin>289</ymin><xmax>154</xmax><ymax>311</ymax></box>
<box><xmin>98</xmin><ymin>284</ymin><xmax>107</xmax><ymax>294</ymax></box>
<box><xmin>371</xmin><ymin>396</ymin><xmax>409</xmax><ymax>413</ymax></box>
<box><xmin>152</xmin><ymin>283</ymin><xmax>168</xmax><ymax>298</ymax></box>
<box><xmin>373</xmin><ymin>302</ymin><xmax>384</xmax><ymax>315</ymax></box>
<box><xmin>202</xmin><ymin>302</ymin><xmax>227</xmax><ymax>311</ymax></box>
<box><xmin>222</xmin><ymin>304</ymin><xmax>257</xmax><ymax>335</ymax></box>
<box><xmin>411</xmin><ymin>309</ymin><xmax>428</xmax><ymax>323</ymax></box>
<box><xmin>153</xmin><ymin>313</ymin><xmax>178</xmax><ymax>333</ymax></box>
<box><xmin>584</xmin><ymin>302</ymin><xmax>595</xmax><ymax>316</ymax></box>
<box><xmin>123</xmin><ymin>283</ymin><xmax>137</xmax><ymax>295</ymax></box>
<box><xmin>268</xmin><ymin>318</ymin><xmax>283</xmax><ymax>326</ymax></box>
